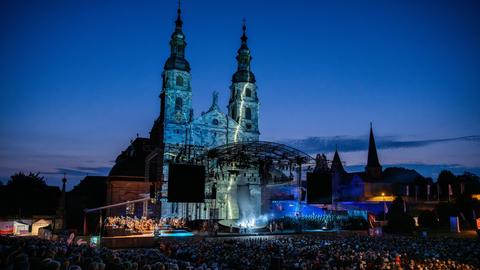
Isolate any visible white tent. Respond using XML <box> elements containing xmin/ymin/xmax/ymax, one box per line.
<box><xmin>14</xmin><ymin>221</ymin><xmax>29</xmax><ymax>235</ymax></box>
<box><xmin>32</xmin><ymin>219</ymin><xmax>52</xmax><ymax>236</ymax></box>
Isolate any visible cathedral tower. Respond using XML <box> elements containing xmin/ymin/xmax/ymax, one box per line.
<box><xmin>151</xmin><ymin>6</ymin><xmax>192</xmax><ymax>146</ymax></box>
<box><xmin>228</xmin><ymin>21</ymin><xmax>260</xmax><ymax>141</ymax></box>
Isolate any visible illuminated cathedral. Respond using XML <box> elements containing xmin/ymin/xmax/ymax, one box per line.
<box><xmin>107</xmin><ymin>6</ymin><xmax>262</xmax><ymax>220</ymax></box>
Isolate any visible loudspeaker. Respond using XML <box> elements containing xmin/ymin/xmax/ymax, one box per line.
<box><xmin>168</xmin><ymin>163</ymin><xmax>206</xmax><ymax>202</ymax></box>
<box><xmin>306</xmin><ymin>172</ymin><xmax>332</xmax><ymax>204</ymax></box>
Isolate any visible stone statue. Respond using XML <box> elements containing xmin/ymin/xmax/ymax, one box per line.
<box><xmin>209</xmin><ymin>91</ymin><xmax>220</xmax><ymax>111</ymax></box>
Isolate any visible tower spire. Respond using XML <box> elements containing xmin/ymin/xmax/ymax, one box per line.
<box><xmin>175</xmin><ymin>0</ymin><xmax>183</xmax><ymax>31</ymax></box>
<box><xmin>228</xmin><ymin>19</ymin><xmax>260</xmax><ymax>139</ymax></box>
<box><xmin>365</xmin><ymin>123</ymin><xmax>382</xmax><ymax>178</ymax></box>
<box><xmin>331</xmin><ymin>147</ymin><xmax>345</xmax><ymax>174</ymax></box>
<box><xmin>241</xmin><ymin>17</ymin><xmax>247</xmax><ymax>44</ymax></box>
<box><xmin>232</xmin><ymin>19</ymin><xmax>255</xmax><ymax>83</ymax></box>
<box><xmin>164</xmin><ymin>2</ymin><xmax>190</xmax><ymax>71</ymax></box>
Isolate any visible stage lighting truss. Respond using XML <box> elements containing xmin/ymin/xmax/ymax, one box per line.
<box><xmin>204</xmin><ymin>141</ymin><xmax>315</xmax><ymax>167</ymax></box>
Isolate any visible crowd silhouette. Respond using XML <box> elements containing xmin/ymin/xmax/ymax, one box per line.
<box><xmin>1</xmin><ymin>233</ymin><xmax>479</xmax><ymax>270</ymax></box>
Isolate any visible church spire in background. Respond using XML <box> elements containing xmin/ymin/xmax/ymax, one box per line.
<box><xmin>365</xmin><ymin>122</ymin><xmax>382</xmax><ymax>178</ymax></box>
<box><xmin>331</xmin><ymin>146</ymin><xmax>346</xmax><ymax>174</ymax></box>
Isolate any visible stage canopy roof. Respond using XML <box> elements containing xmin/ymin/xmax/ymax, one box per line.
<box><xmin>203</xmin><ymin>141</ymin><xmax>315</xmax><ymax>165</ymax></box>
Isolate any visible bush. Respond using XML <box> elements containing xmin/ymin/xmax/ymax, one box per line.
<box><xmin>435</xmin><ymin>202</ymin><xmax>457</xmax><ymax>225</ymax></box>
<box><xmin>386</xmin><ymin>196</ymin><xmax>416</xmax><ymax>233</ymax></box>
<box><xmin>386</xmin><ymin>212</ymin><xmax>415</xmax><ymax>233</ymax></box>
<box><xmin>418</xmin><ymin>210</ymin><xmax>438</xmax><ymax>229</ymax></box>
<box><xmin>341</xmin><ymin>216</ymin><xmax>368</xmax><ymax>230</ymax></box>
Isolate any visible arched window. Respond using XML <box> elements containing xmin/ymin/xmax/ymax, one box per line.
<box><xmin>175</xmin><ymin>97</ymin><xmax>182</xmax><ymax>111</ymax></box>
<box><xmin>245</xmin><ymin>88</ymin><xmax>251</xmax><ymax>97</ymax></box>
<box><xmin>245</xmin><ymin>107</ymin><xmax>252</xmax><ymax>120</ymax></box>
<box><xmin>176</xmin><ymin>75</ymin><xmax>184</xmax><ymax>86</ymax></box>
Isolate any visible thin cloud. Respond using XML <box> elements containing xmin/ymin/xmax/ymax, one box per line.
<box><xmin>42</xmin><ymin>166</ymin><xmax>111</xmax><ymax>176</ymax></box>
<box><xmin>280</xmin><ymin>135</ymin><xmax>480</xmax><ymax>153</ymax></box>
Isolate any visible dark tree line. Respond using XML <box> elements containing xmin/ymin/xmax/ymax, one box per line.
<box><xmin>0</xmin><ymin>172</ymin><xmax>60</xmax><ymax>217</ymax></box>
<box><xmin>0</xmin><ymin>172</ymin><xmax>107</xmax><ymax>233</ymax></box>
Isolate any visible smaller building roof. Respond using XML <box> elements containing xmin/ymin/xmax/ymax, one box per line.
<box><xmin>109</xmin><ymin>137</ymin><xmax>154</xmax><ymax>177</ymax></box>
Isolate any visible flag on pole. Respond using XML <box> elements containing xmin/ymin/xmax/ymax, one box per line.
<box><xmin>384</xmin><ymin>202</ymin><xmax>388</xmax><ymax>214</ymax></box>
<box><xmin>368</xmin><ymin>213</ymin><xmax>376</xmax><ymax>229</ymax></box>
<box><xmin>406</xmin><ymin>185</ymin><xmax>409</xmax><ymax>197</ymax></box>
<box><xmin>448</xmin><ymin>184</ymin><xmax>453</xmax><ymax>196</ymax></box>
<box><xmin>403</xmin><ymin>199</ymin><xmax>407</xmax><ymax>213</ymax></box>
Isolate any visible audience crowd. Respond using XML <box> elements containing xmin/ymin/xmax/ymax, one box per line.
<box><xmin>273</xmin><ymin>215</ymin><xmax>368</xmax><ymax>231</ymax></box>
<box><xmin>1</xmin><ymin>232</ymin><xmax>479</xmax><ymax>270</ymax></box>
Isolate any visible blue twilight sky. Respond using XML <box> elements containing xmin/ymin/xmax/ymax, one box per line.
<box><xmin>1</xmin><ymin>0</ymin><xmax>479</xmax><ymax>189</ymax></box>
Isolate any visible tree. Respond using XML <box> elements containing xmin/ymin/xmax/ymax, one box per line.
<box><xmin>457</xmin><ymin>172</ymin><xmax>480</xmax><ymax>195</ymax></box>
<box><xmin>434</xmin><ymin>195</ymin><xmax>480</xmax><ymax>229</ymax></box>
<box><xmin>7</xmin><ymin>172</ymin><xmax>46</xmax><ymax>187</ymax></box>
<box><xmin>418</xmin><ymin>210</ymin><xmax>438</xmax><ymax>229</ymax></box>
<box><xmin>0</xmin><ymin>172</ymin><xmax>60</xmax><ymax>217</ymax></box>
<box><xmin>453</xmin><ymin>194</ymin><xmax>480</xmax><ymax>228</ymax></box>
<box><xmin>435</xmin><ymin>202</ymin><xmax>456</xmax><ymax>225</ymax></box>
<box><xmin>437</xmin><ymin>170</ymin><xmax>456</xmax><ymax>200</ymax></box>
<box><xmin>438</xmin><ymin>170</ymin><xmax>456</xmax><ymax>183</ymax></box>
<box><xmin>386</xmin><ymin>196</ymin><xmax>415</xmax><ymax>233</ymax></box>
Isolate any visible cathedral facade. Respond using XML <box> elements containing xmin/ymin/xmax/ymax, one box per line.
<box><xmin>141</xmin><ymin>7</ymin><xmax>261</xmax><ymax>220</ymax></box>
<box><xmin>149</xmin><ymin>8</ymin><xmax>259</xmax><ymax>148</ymax></box>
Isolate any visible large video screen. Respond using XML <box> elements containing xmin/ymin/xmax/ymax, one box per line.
<box><xmin>306</xmin><ymin>172</ymin><xmax>332</xmax><ymax>204</ymax></box>
<box><xmin>168</xmin><ymin>163</ymin><xmax>206</xmax><ymax>202</ymax></box>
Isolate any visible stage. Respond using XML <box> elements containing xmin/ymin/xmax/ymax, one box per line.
<box><xmin>100</xmin><ymin>228</ymin><xmax>343</xmax><ymax>248</ymax></box>
<box><xmin>218</xmin><ymin>219</ymin><xmax>268</xmax><ymax>230</ymax></box>
<box><xmin>101</xmin><ymin>228</ymin><xmax>194</xmax><ymax>248</ymax></box>
<box><xmin>102</xmin><ymin>233</ymin><xmax>156</xmax><ymax>249</ymax></box>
